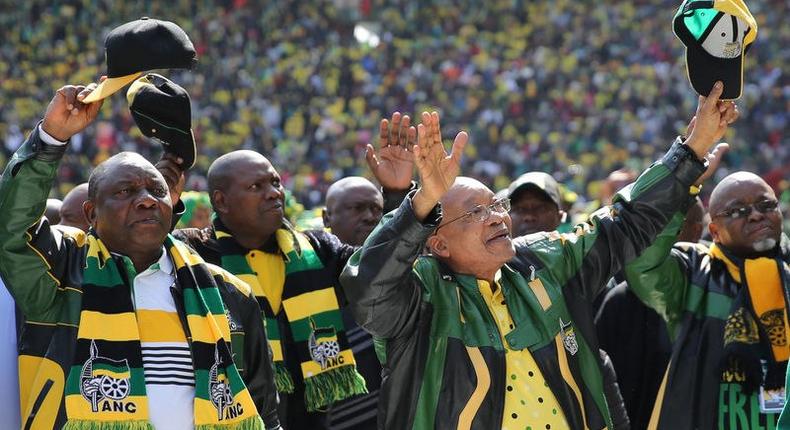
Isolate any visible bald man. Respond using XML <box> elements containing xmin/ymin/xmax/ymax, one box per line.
<box><xmin>0</xmin><ymin>82</ymin><xmax>280</xmax><ymax>429</ymax></box>
<box><xmin>169</xmin><ymin>111</ymin><xmax>417</xmax><ymax>430</ymax></box>
<box><xmin>624</xmin><ymin>172</ymin><xmax>788</xmax><ymax>429</ymax></box>
<box><xmin>45</xmin><ymin>198</ymin><xmax>62</xmax><ymax>225</ymax></box>
<box><xmin>323</xmin><ymin>177</ymin><xmax>384</xmax><ymax>247</ymax></box>
<box><xmin>340</xmin><ymin>95</ymin><xmax>732</xmax><ymax>429</ymax></box>
<box><xmin>58</xmin><ymin>183</ymin><xmax>89</xmax><ymax>231</ymax></box>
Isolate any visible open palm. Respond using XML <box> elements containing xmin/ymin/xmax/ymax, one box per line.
<box><xmin>414</xmin><ymin>111</ymin><xmax>468</xmax><ymax>203</ymax></box>
<box><xmin>366</xmin><ymin>112</ymin><xmax>415</xmax><ymax>191</ymax></box>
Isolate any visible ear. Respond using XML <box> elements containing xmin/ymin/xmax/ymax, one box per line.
<box><xmin>212</xmin><ymin>190</ymin><xmax>228</xmax><ymax>214</ymax></box>
<box><xmin>322</xmin><ymin>207</ymin><xmax>330</xmax><ymax>228</ymax></box>
<box><xmin>426</xmin><ymin>234</ymin><xmax>450</xmax><ymax>258</ymax></box>
<box><xmin>83</xmin><ymin>200</ymin><xmax>96</xmax><ymax>228</ymax></box>
<box><xmin>708</xmin><ymin>221</ymin><xmax>720</xmax><ymax>242</ymax></box>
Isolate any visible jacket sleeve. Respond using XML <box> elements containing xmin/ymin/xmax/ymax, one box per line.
<box><xmin>622</xmin><ymin>221</ymin><xmax>692</xmax><ymax>336</ymax></box>
<box><xmin>339</xmin><ymin>194</ymin><xmax>440</xmax><ymax>339</ymax></box>
<box><xmin>218</xmin><ymin>272</ymin><xmax>281</xmax><ymax>429</ymax></box>
<box><xmin>521</xmin><ymin>137</ymin><xmax>704</xmax><ymax>303</ymax></box>
<box><xmin>241</xmin><ymin>294</ymin><xmax>281</xmax><ymax>429</ymax></box>
<box><xmin>0</xmin><ymin>125</ymin><xmax>71</xmax><ymax>320</ymax></box>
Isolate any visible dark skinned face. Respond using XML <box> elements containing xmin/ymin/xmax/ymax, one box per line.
<box><xmin>214</xmin><ymin>157</ymin><xmax>284</xmax><ymax>246</ymax></box>
<box><xmin>509</xmin><ymin>187</ymin><xmax>561</xmax><ymax>237</ymax></box>
<box><xmin>431</xmin><ymin>180</ymin><xmax>516</xmax><ymax>279</ymax></box>
<box><xmin>710</xmin><ymin>180</ymin><xmax>783</xmax><ymax>255</ymax></box>
<box><xmin>325</xmin><ymin>184</ymin><xmax>383</xmax><ymax>246</ymax></box>
<box><xmin>84</xmin><ymin>160</ymin><xmax>172</xmax><ymax>266</ymax></box>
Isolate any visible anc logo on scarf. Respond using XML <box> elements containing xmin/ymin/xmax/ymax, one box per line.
<box><xmin>309</xmin><ymin>318</ymin><xmax>342</xmax><ymax>369</ymax></box>
<box><xmin>80</xmin><ymin>341</ymin><xmax>134</xmax><ymax>414</ymax></box>
<box><xmin>215</xmin><ymin>221</ymin><xmax>367</xmax><ymax>412</ymax></box>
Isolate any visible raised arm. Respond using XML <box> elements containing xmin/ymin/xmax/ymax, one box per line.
<box><xmin>0</xmin><ymin>82</ymin><xmax>103</xmax><ymax>318</ymax></box>
<box><xmin>340</xmin><ymin>111</ymin><xmax>468</xmax><ymax>338</ymax></box>
<box><xmin>527</xmin><ymin>82</ymin><xmax>738</xmax><ymax>301</ymax></box>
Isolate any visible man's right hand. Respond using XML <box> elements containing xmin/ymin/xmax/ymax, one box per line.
<box><xmin>411</xmin><ymin>111</ymin><xmax>468</xmax><ymax>220</ymax></box>
<box><xmin>366</xmin><ymin>112</ymin><xmax>416</xmax><ymax>192</ymax></box>
<box><xmin>155</xmin><ymin>153</ymin><xmax>186</xmax><ymax>206</ymax></box>
<box><xmin>41</xmin><ymin>78</ymin><xmax>106</xmax><ymax>142</ymax></box>
<box><xmin>684</xmin><ymin>81</ymin><xmax>739</xmax><ymax>160</ymax></box>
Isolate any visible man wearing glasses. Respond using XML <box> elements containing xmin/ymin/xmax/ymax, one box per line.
<box><xmin>623</xmin><ymin>171</ymin><xmax>788</xmax><ymax>429</ymax></box>
<box><xmin>340</xmin><ymin>82</ymin><xmax>737</xmax><ymax>430</ymax></box>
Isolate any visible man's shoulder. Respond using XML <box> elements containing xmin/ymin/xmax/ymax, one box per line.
<box><xmin>204</xmin><ymin>262</ymin><xmax>254</xmax><ymax>299</ymax></box>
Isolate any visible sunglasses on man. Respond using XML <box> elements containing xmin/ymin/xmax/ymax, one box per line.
<box><xmin>714</xmin><ymin>199</ymin><xmax>779</xmax><ymax>220</ymax></box>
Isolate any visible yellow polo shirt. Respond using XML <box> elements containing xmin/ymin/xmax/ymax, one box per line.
<box><xmin>478</xmin><ymin>272</ymin><xmax>568</xmax><ymax>430</ymax></box>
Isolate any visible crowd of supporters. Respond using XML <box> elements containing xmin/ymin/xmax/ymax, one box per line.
<box><xmin>0</xmin><ymin>0</ymin><xmax>787</xmax><ymax>214</ymax></box>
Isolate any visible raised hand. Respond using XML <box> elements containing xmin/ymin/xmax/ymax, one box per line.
<box><xmin>42</xmin><ymin>77</ymin><xmax>106</xmax><ymax>142</ymax></box>
<box><xmin>685</xmin><ymin>81</ymin><xmax>739</xmax><ymax>160</ymax></box>
<box><xmin>155</xmin><ymin>153</ymin><xmax>186</xmax><ymax>206</ymax></box>
<box><xmin>366</xmin><ymin>112</ymin><xmax>416</xmax><ymax>191</ymax></box>
<box><xmin>411</xmin><ymin>111</ymin><xmax>468</xmax><ymax>220</ymax></box>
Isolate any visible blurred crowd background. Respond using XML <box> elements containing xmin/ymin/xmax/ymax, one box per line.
<box><xmin>0</xmin><ymin>0</ymin><xmax>787</xmax><ymax>227</ymax></box>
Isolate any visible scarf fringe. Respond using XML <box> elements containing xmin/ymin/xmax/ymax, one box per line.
<box><xmin>275</xmin><ymin>362</ymin><xmax>295</xmax><ymax>394</ymax></box>
<box><xmin>303</xmin><ymin>364</ymin><xmax>368</xmax><ymax>412</ymax></box>
<box><xmin>63</xmin><ymin>420</ymin><xmax>154</xmax><ymax>430</ymax></box>
<box><xmin>196</xmin><ymin>415</ymin><xmax>264</xmax><ymax>430</ymax></box>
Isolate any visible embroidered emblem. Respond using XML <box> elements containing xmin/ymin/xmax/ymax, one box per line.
<box><xmin>308</xmin><ymin>318</ymin><xmax>341</xmax><ymax>369</ymax></box>
<box><xmin>80</xmin><ymin>340</ymin><xmax>132</xmax><ymax>412</ymax></box>
<box><xmin>225</xmin><ymin>308</ymin><xmax>239</xmax><ymax>331</ymax></box>
<box><xmin>209</xmin><ymin>346</ymin><xmax>235</xmax><ymax>420</ymax></box>
<box><xmin>760</xmin><ymin>309</ymin><xmax>787</xmax><ymax>347</ymax></box>
<box><xmin>559</xmin><ymin>318</ymin><xmax>578</xmax><ymax>356</ymax></box>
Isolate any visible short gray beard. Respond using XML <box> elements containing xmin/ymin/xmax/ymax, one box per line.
<box><xmin>752</xmin><ymin>238</ymin><xmax>778</xmax><ymax>252</ymax></box>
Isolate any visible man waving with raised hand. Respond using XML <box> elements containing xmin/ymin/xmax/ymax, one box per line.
<box><xmin>340</xmin><ymin>82</ymin><xmax>737</xmax><ymax>430</ymax></box>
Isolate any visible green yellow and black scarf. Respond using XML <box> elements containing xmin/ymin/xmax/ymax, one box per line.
<box><xmin>215</xmin><ymin>221</ymin><xmax>367</xmax><ymax>412</ymax></box>
<box><xmin>63</xmin><ymin>234</ymin><xmax>262</xmax><ymax>430</ymax></box>
<box><xmin>713</xmin><ymin>243</ymin><xmax>789</xmax><ymax>393</ymax></box>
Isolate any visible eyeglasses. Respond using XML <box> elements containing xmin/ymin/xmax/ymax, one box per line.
<box><xmin>437</xmin><ymin>198</ymin><xmax>511</xmax><ymax>230</ymax></box>
<box><xmin>714</xmin><ymin>199</ymin><xmax>779</xmax><ymax>220</ymax></box>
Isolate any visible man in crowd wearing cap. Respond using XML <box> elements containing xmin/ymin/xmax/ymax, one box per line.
<box><xmin>340</xmin><ymin>81</ymin><xmax>736</xmax><ymax>429</ymax></box>
<box><xmin>596</xmin><ymin>198</ymin><xmax>706</xmax><ymax>430</ymax></box>
<box><xmin>170</xmin><ymin>113</ymin><xmax>416</xmax><ymax>429</ymax></box>
<box><xmin>0</xmin><ymin>82</ymin><xmax>281</xmax><ymax>429</ymax></box>
<box><xmin>507</xmin><ymin>171</ymin><xmax>567</xmax><ymax>238</ymax></box>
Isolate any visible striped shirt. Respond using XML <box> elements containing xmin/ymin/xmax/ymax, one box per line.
<box><xmin>133</xmin><ymin>249</ymin><xmax>195</xmax><ymax>430</ymax></box>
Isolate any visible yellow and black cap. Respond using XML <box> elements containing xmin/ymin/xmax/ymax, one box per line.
<box><xmin>83</xmin><ymin>17</ymin><xmax>196</xmax><ymax>103</ymax></box>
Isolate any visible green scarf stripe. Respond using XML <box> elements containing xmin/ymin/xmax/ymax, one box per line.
<box><xmin>66</xmin><ymin>366</ymin><xmax>147</xmax><ymax>397</ymax></box>
<box><xmin>182</xmin><ymin>287</ymin><xmax>226</xmax><ymax>315</ymax></box>
<box><xmin>289</xmin><ymin>311</ymin><xmax>345</xmax><ymax>342</ymax></box>
<box><xmin>214</xmin><ymin>221</ymin><xmax>367</xmax><ymax>410</ymax></box>
<box><xmin>83</xmin><ymin>257</ymin><xmax>124</xmax><ymax>287</ymax></box>
<box><xmin>265</xmin><ymin>317</ymin><xmax>281</xmax><ymax>340</ymax></box>
<box><xmin>684</xmin><ymin>282</ymin><xmax>732</xmax><ymax>320</ymax></box>
<box><xmin>195</xmin><ymin>367</ymin><xmax>247</xmax><ymax>398</ymax></box>
<box><xmin>64</xmin><ymin>234</ymin><xmax>262</xmax><ymax>429</ymax></box>
<box><xmin>221</xmin><ymin>254</ymin><xmax>256</xmax><ymax>275</ymax></box>
<box><xmin>283</xmin><ymin>249</ymin><xmax>324</xmax><ymax>275</ymax></box>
